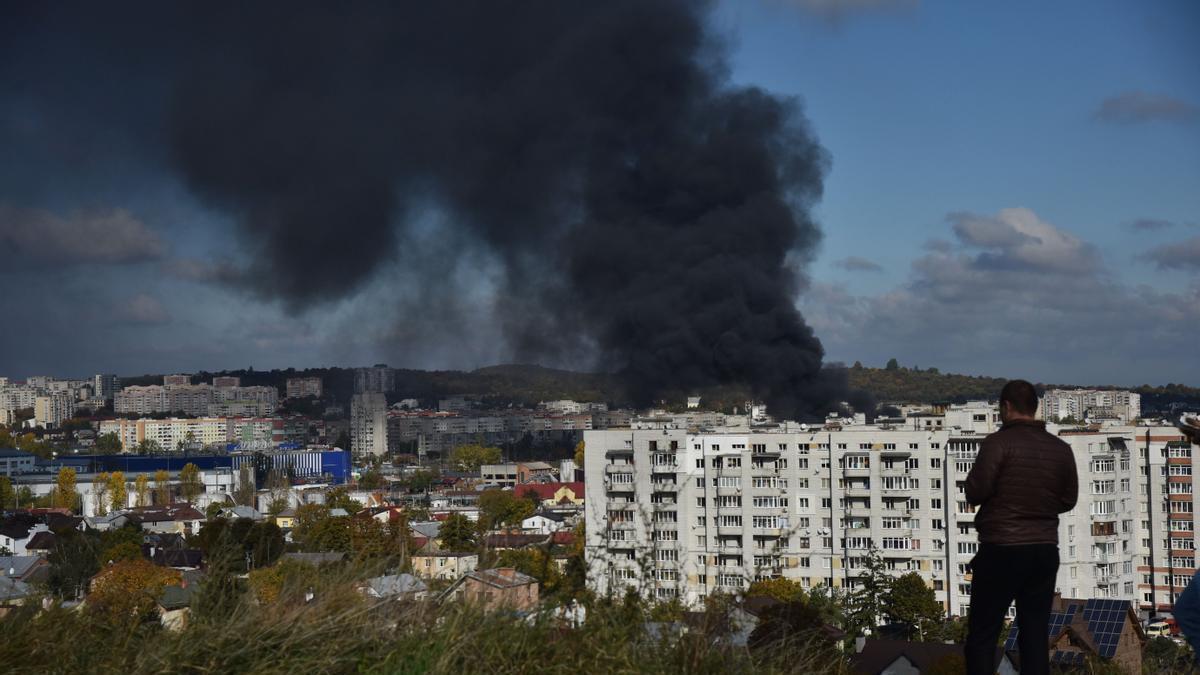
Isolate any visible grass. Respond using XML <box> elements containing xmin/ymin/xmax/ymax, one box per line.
<box><xmin>0</xmin><ymin>571</ymin><xmax>847</xmax><ymax>675</ymax></box>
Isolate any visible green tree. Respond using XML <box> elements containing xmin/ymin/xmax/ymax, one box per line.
<box><xmin>478</xmin><ymin>489</ymin><xmax>535</xmax><ymax>531</ymax></box>
<box><xmin>884</xmin><ymin>572</ymin><xmax>945</xmax><ymax>640</ymax></box>
<box><xmin>438</xmin><ymin>512</ymin><xmax>477</xmax><ymax>551</ymax></box>
<box><xmin>358</xmin><ymin>468</ymin><xmax>385</xmax><ymax>490</ymax></box>
<box><xmin>191</xmin><ymin>530</ymin><xmax>244</xmax><ymax>623</ymax></box>
<box><xmin>135</xmin><ymin>439</ymin><xmax>163</xmax><ymax>455</ymax></box>
<box><xmin>847</xmin><ymin>547</ymin><xmax>890</xmax><ymax>636</ymax></box>
<box><xmin>179</xmin><ymin>463</ymin><xmax>203</xmax><ymax>503</ymax></box>
<box><xmin>48</xmin><ymin>530</ymin><xmax>100</xmax><ymax>600</ymax></box>
<box><xmin>154</xmin><ymin>469</ymin><xmax>171</xmax><ymax>505</ymax></box>
<box><xmin>326</xmin><ymin>487</ymin><xmax>363</xmax><ymax>514</ymax></box>
<box><xmin>98</xmin><ymin>523</ymin><xmax>144</xmax><ymax>564</ymax></box>
<box><xmin>0</xmin><ymin>476</ymin><xmax>14</xmax><ymax>510</ymax></box>
<box><xmin>134</xmin><ymin>474</ymin><xmax>150</xmax><ymax>507</ymax></box>
<box><xmin>747</xmin><ymin>600</ymin><xmax>843</xmax><ymax>667</ymax></box>
<box><xmin>94</xmin><ymin>432</ymin><xmax>122</xmax><ymax>454</ymax></box>
<box><xmin>747</xmin><ymin>577</ymin><xmax>806</xmax><ymax>604</ymax></box>
<box><xmin>449</xmin><ymin>443</ymin><xmax>502</xmax><ymax>471</ymax></box>
<box><xmin>233</xmin><ymin>465</ymin><xmax>256</xmax><ymax>506</ymax></box>
<box><xmin>93</xmin><ymin>472</ymin><xmax>110</xmax><ymax>516</ymax></box>
<box><xmin>108</xmin><ymin>471</ymin><xmax>128</xmax><ymax>512</ymax></box>
<box><xmin>53</xmin><ymin>467</ymin><xmax>79</xmax><ymax>511</ymax></box>
<box><xmin>885</xmin><ymin>358</ymin><xmax>900</xmax><ymax>371</ymax></box>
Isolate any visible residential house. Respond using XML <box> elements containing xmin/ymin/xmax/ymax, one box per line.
<box><xmin>275</xmin><ymin>508</ymin><xmax>296</xmax><ymax>530</ymax></box>
<box><xmin>0</xmin><ymin>556</ymin><xmax>50</xmax><ymax>586</ymax></box>
<box><xmin>23</xmin><ymin>531</ymin><xmax>56</xmax><ymax>556</ymax></box>
<box><xmin>114</xmin><ymin>504</ymin><xmax>206</xmax><ymax>536</ymax></box>
<box><xmin>444</xmin><ymin>567</ymin><xmax>538</xmax><ymax>612</ymax></box>
<box><xmin>513</xmin><ymin>482</ymin><xmax>584</xmax><ymax>508</ymax></box>
<box><xmin>521</xmin><ymin>512</ymin><xmax>566</xmax><ymax>535</ymax></box>
<box><xmin>516</xmin><ymin>461</ymin><xmax>556</xmax><ymax>484</ymax></box>
<box><xmin>850</xmin><ymin>640</ymin><xmax>987</xmax><ymax>675</ymax></box>
<box><xmin>358</xmin><ymin>573</ymin><xmax>428</xmax><ymax>602</ymax></box>
<box><xmin>156</xmin><ymin>584</ymin><xmax>195</xmax><ymax>631</ymax></box>
<box><xmin>0</xmin><ymin>520</ymin><xmax>49</xmax><ymax>556</ymax></box>
<box><xmin>1004</xmin><ymin>596</ymin><xmax>1145</xmax><ymax>673</ymax></box>
<box><xmin>412</xmin><ymin>551</ymin><xmax>478</xmax><ymax>580</ymax></box>
<box><xmin>218</xmin><ymin>505</ymin><xmax>264</xmax><ymax>521</ymax></box>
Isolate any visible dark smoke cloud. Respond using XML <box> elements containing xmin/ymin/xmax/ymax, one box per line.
<box><xmin>1</xmin><ymin>1</ymin><xmax>850</xmax><ymax>420</ymax></box>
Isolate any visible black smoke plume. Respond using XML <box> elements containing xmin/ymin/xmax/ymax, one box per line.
<box><xmin>1</xmin><ymin>1</ymin><xmax>856</xmax><ymax>421</ymax></box>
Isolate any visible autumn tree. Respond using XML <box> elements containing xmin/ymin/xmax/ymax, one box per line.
<box><xmin>747</xmin><ymin>577</ymin><xmax>806</xmax><ymax>604</ymax></box>
<box><xmin>326</xmin><ymin>486</ymin><xmax>363</xmax><ymax>514</ymax></box>
<box><xmin>87</xmin><ymin>558</ymin><xmax>180</xmax><ymax>626</ymax></box>
<box><xmin>179</xmin><ymin>462</ymin><xmax>203</xmax><ymax>503</ymax></box>
<box><xmin>438</xmin><ymin>512</ymin><xmax>477</xmax><ymax>551</ymax></box>
<box><xmin>449</xmin><ymin>443</ymin><xmax>502</xmax><ymax>471</ymax></box>
<box><xmin>94</xmin><ymin>472</ymin><xmax>110</xmax><ymax>517</ymax></box>
<box><xmin>53</xmin><ymin>467</ymin><xmax>79</xmax><ymax>511</ymax></box>
<box><xmin>154</xmin><ymin>469</ymin><xmax>171</xmax><ymax>505</ymax></box>
<box><xmin>134</xmin><ymin>474</ymin><xmax>150</xmax><ymax>507</ymax></box>
<box><xmin>108</xmin><ymin>471</ymin><xmax>127</xmax><ymax>512</ymax></box>
<box><xmin>573</xmin><ymin>440</ymin><xmax>585</xmax><ymax>468</ymax></box>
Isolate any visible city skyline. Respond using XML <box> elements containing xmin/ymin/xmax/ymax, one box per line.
<box><xmin>1</xmin><ymin>1</ymin><xmax>1197</xmax><ymax>387</ymax></box>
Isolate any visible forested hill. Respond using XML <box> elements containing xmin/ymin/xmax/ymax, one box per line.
<box><xmin>117</xmin><ymin>362</ymin><xmax>1198</xmax><ymax>410</ymax></box>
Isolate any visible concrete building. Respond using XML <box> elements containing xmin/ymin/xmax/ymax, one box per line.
<box><xmin>33</xmin><ymin>392</ymin><xmax>74</xmax><ymax>428</ymax></box>
<box><xmin>163</xmin><ymin>374</ymin><xmax>191</xmax><ymax>386</ymax></box>
<box><xmin>286</xmin><ymin>377</ymin><xmax>323</xmax><ymax>399</ymax></box>
<box><xmin>212</xmin><ymin>376</ymin><xmax>241</xmax><ymax>388</ymax></box>
<box><xmin>99</xmin><ymin>417</ymin><xmax>231</xmax><ymax>452</ymax></box>
<box><xmin>583</xmin><ymin>410</ymin><xmax>1195</xmax><ymax>621</ymax></box>
<box><xmin>1043</xmin><ymin>389</ymin><xmax>1142</xmax><ymax>424</ymax></box>
<box><xmin>351</xmin><ymin>392</ymin><xmax>388</xmax><ymax>457</ymax></box>
<box><xmin>0</xmin><ymin>449</ymin><xmax>37</xmax><ymax>476</ymax></box>
<box><xmin>354</xmin><ymin>364</ymin><xmax>394</xmax><ymax>394</ymax></box>
<box><xmin>93</xmin><ymin>374</ymin><xmax>119</xmax><ymax>401</ymax></box>
<box><xmin>115</xmin><ymin>382</ymin><xmax>277</xmax><ymax>417</ymax></box>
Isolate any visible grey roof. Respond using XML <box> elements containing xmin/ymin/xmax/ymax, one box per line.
<box><xmin>281</xmin><ymin>552</ymin><xmax>347</xmax><ymax>565</ymax></box>
<box><xmin>158</xmin><ymin>584</ymin><xmax>195</xmax><ymax>610</ymax></box>
<box><xmin>411</xmin><ymin>521</ymin><xmax>441</xmax><ymax>539</ymax></box>
<box><xmin>0</xmin><ymin>576</ymin><xmax>31</xmax><ymax>601</ymax></box>
<box><xmin>362</xmin><ymin>573</ymin><xmax>427</xmax><ymax>598</ymax></box>
<box><xmin>0</xmin><ymin>556</ymin><xmax>42</xmax><ymax>579</ymax></box>
<box><xmin>219</xmin><ymin>506</ymin><xmax>263</xmax><ymax>520</ymax></box>
<box><xmin>328</xmin><ymin>508</ymin><xmax>350</xmax><ymax>517</ymax></box>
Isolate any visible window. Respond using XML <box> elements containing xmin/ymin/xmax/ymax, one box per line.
<box><xmin>930</xmin><ymin>458</ymin><xmax>942</xmax><ymax>469</ymax></box>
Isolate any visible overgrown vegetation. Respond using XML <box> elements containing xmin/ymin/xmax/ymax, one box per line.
<box><xmin>0</xmin><ymin>570</ymin><xmax>848</xmax><ymax>675</ymax></box>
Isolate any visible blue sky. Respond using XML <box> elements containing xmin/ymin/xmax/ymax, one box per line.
<box><xmin>0</xmin><ymin>1</ymin><xmax>1197</xmax><ymax>386</ymax></box>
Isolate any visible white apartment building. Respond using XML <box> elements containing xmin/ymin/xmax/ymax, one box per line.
<box><xmin>34</xmin><ymin>392</ymin><xmax>74</xmax><ymax>428</ymax></box>
<box><xmin>115</xmin><ymin>382</ymin><xmax>278</xmax><ymax>416</ymax></box>
<box><xmin>351</xmin><ymin>392</ymin><xmax>388</xmax><ymax>456</ymax></box>
<box><xmin>585</xmin><ymin>410</ymin><xmax>1194</xmax><ymax>621</ymax></box>
<box><xmin>1043</xmin><ymin>389</ymin><xmax>1141</xmax><ymax>423</ymax></box>
<box><xmin>354</xmin><ymin>364</ymin><xmax>395</xmax><ymax>394</ymax></box>
<box><xmin>286</xmin><ymin>377</ymin><xmax>323</xmax><ymax>399</ymax></box>
<box><xmin>99</xmin><ymin>417</ymin><xmax>232</xmax><ymax>452</ymax></box>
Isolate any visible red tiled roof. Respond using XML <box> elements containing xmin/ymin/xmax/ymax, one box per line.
<box><xmin>514</xmin><ymin>482</ymin><xmax>584</xmax><ymax>501</ymax></box>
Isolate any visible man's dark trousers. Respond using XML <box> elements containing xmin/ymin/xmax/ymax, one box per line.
<box><xmin>965</xmin><ymin>543</ymin><xmax>1059</xmax><ymax>675</ymax></box>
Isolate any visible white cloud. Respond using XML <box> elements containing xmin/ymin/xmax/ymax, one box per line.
<box><xmin>0</xmin><ymin>205</ymin><xmax>165</xmax><ymax>264</ymax></box>
<box><xmin>801</xmin><ymin>207</ymin><xmax>1200</xmax><ymax>384</ymax></box>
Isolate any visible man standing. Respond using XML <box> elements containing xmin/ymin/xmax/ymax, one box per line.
<box><xmin>964</xmin><ymin>380</ymin><xmax>1078</xmax><ymax>675</ymax></box>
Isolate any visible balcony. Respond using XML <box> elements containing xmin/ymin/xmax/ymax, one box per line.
<box><xmin>717</xmin><ymin>525</ymin><xmax>745</xmax><ymax>536</ymax></box>
<box><xmin>843</xmin><ymin>466</ymin><xmax>871</xmax><ymax>478</ymax></box>
<box><xmin>880</xmin><ymin>467</ymin><xmax>909</xmax><ymax>478</ymax></box>
<box><xmin>605</xmin><ymin>464</ymin><xmax>635</xmax><ymax>475</ymax></box>
<box><xmin>650</xmin><ymin>482</ymin><xmax>678</xmax><ymax>493</ymax></box>
<box><xmin>847</xmin><ymin>506</ymin><xmax>873</xmax><ymax>518</ymax></box>
<box><xmin>605</xmin><ymin>447</ymin><xmax>634</xmax><ymax>458</ymax></box>
<box><xmin>881</xmin><ymin>547</ymin><xmax>914</xmax><ymax>558</ymax></box>
<box><xmin>879</xmin><ymin>446</ymin><xmax>912</xmax><ymax>457</ymax></box>
<box><xmin>844</xmin><ymin>486</ymin><xmax>872</xmax><ymax>498</ymax></box>
<box><xmin>716</xmin><ymin>486</ymin><xmax>742</xmax><ymax>497</ymax></box>
<box><xmin>605</xmin><ymin>478</ymin><xmax>635</xmax><ymax>493</ymax></box>
<box><xmin>606</xmin><ymin>536</ymin><xmax>635</xmax><ymax>548</ymax></box>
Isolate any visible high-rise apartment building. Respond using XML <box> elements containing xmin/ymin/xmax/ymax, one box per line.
<box><xmin>93</xmin><ymin>373</ymin><xmax>119</xmax><ymax>401</ymax></box>
<box><xmin>163</xmin><ymin>374</ymin><xmax>191</xmax><ymax>386</ymax></box>
<box><xmin>354</xmin><ymin>364</ymin><xmax>395</xmax><ymax>394</ymax></box>
<box><xmin>212</xmin><ymin>376</ymin><xmax>241</xmax><ymax>388</ymax></box>
<box><xmin>286</xmin><ymin>377</ymin><xmax>323</xmax><ymax>399</ymax></box>
<box><xmin>351</xmin><ymin>392</ymin><xmax>388</xmax><ymax>456</ymax></box>
<box><xmin>584</xmin><ymin>412</ymin><xmax>1194</xmax><ymax>621</ymax></box>
<box><xmin>115</xmin><ymin>382</ymin><xmax>278</xmax><ymax>417</ymax></box>
<box><xmin>1042</xmin><ymin>389</ymin><xmax>1142</xmax><ymax>423</ymax></box>
<box><xmin>34</xmin><ymin>392</ymin><xmax>75</xmax><ymax>428</ymax></box>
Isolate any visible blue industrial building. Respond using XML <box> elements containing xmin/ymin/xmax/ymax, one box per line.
<box><xmin>42</xmin><ymin>449</ymin><xmax>350</xmax><ymax>485</ymax></box>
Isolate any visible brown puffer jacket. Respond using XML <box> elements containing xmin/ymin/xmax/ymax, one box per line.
<box><xmin>965</xmin><ymin>419</ymin><xmax>1078</xmax><ymax>545</ymax></box>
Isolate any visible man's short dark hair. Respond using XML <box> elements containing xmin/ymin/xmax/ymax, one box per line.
<box><xmin>1000</xmin><ymin>380</ymin><xmax>1038</xmax><ymax>415</ymax></box>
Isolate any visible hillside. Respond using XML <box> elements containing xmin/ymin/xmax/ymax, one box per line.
<box><xmin>117</xmin><ymin>363</ymin><xmax>1199</xmax><ymax>412</ymax></box>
